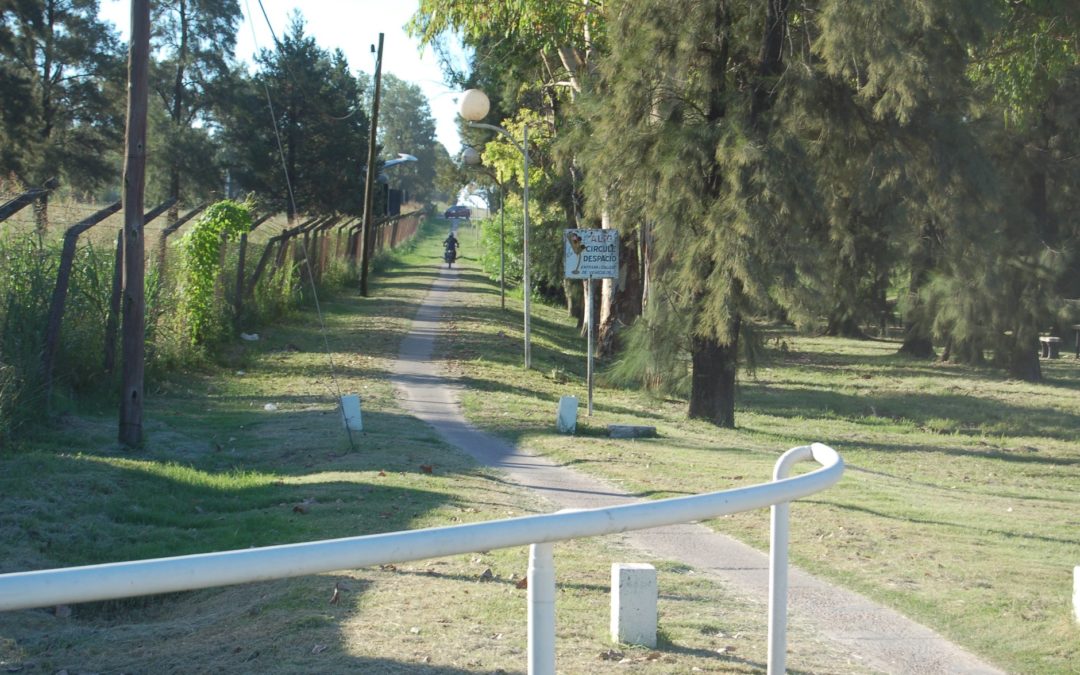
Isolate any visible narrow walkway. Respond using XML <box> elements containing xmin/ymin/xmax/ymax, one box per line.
<box><xmin>390</xmin><ymin>264</ymin><xmax>1003</xmax><ymax>675</ymax></box>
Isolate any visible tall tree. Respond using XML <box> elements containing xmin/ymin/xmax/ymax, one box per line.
<box><xmin>960</xmin><ymin>0</ymin><xmax>1080</xmax><ymax>379</ymax></box>
<box><xmin>411</xmin><ymin>1</ymin><xmax>644</xmax><ymax>350</ymax></box>
<box><xmin>221</xmin><ymin>13</ymin><xmax>369</xmax><ymax>219</ymax></box>
<box><xmin>149</xmin><ymin>0</ymin><xmax>242</xmax><ymax>211</ymax></box>
<box><xmin>1</xmin><ymin>0</ymin><xmax>124</xmax><ymax>225</ymax></box>
<box><xmin>376</xmin><ymin>74</ymin><xmax>439</xmax><ymax>204</ymax></box>
<box><xmin>582</xmin><ymin>0</ymin><xmax>994</xmax><ymax>426</ymax></box>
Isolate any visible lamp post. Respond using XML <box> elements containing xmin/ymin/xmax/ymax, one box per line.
<box><xmin>459</xmin><ymin>89</ymin><xmax>531</xmax><ymax>369</ymax></box>
<box><xmin>462</xmin><ymin>147</ymin><xmax>505</xmax><ymax>310</ymax></box>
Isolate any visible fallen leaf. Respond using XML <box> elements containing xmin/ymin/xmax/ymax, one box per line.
<box><xmin>515</xmin><ymin>577</ymin><xmax>528</xmax><ymax>589</ymax></box>
<box><xmin>420</xmin><ymin>464</ymin><xmax>434</xmax><ymax>474</ymax></box>
<box><xmin>377</xmin><ymin>470</ymin><xmax>386</xmax><ymax>477</ymax></box>
<box><xmin>598</xmin><ymin>649</ymin><xmax>624</xmax><ymax>661</ymax></box>
<box><xmin>380</xmin><ymin>563</ymin><xmax>397</xmax><ymax>572</ymax></box>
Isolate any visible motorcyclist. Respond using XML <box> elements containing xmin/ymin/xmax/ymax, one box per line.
<box><xmin>444</xmin><ymin>232</ymin><xmax>459</xmax><ymax>256</ymax></box>
<box><xmin>443</xmin><ymin>232</ymin><xmax>459</xmax><ymax>266</ymax></box>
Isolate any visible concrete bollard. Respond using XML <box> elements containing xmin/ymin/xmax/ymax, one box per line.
<box><xmin>611</xmin><ymin>563</ymin><xmax>657</xmax><ymax>647</ymax></box>
<box><xmin>341</xmin><ymin>394</ymin><xmax>363</xmax><ymax>431</ymax></box>
<box><xmin>556</xmin><ymin>396</ymin><xmax>578</xmax><ymax>434</ymax></box>
<box><xmin>1074</xmin><ymin>566</ymin><xmax>1080</xmax><ymax>624</ymax></box>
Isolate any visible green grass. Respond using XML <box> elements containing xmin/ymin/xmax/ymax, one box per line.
<box><xmin>0</xmin><ymin>219</ymin><xmax>869</xmax><ymax>674</ymax></box>
<box><xmin>436</xmin><ymin>227</ymin><xmax>1080</xmax><ymax>674</ymax></box>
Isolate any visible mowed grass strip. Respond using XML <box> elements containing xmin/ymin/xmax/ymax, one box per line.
<box><xmin>439</xmin><ymin>224</ymin><xmax>1080</xmax><ymax>675</ymax></box>
<box><xmin>0</xmin><ymin>219</ymin><xmax>866</xmax><ymax>674</ymax></box>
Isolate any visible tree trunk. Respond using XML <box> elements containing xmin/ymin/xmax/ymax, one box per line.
<box><xmin>899</xmin><ymin>221</ymin><xmax>936</xmax><ymax>358</ymax></box>
<box><xmin>1006</xmin><ymin>339</ymin><xmax>1041</xmax><ymax>381</ymax></box>
<box><xmin>688</xmin><ymin>327</ymin><xmax>739</xmax><ymax>429</ymax></box>
<box><xmin>824</xmin><ymin>310</ymin><xmax>867</xmax><ymax>339</ymax></box>
<box><xmin>597</xmin><ymin>215</ymin><xmax>642</xmax><ymax>357</ymax></box>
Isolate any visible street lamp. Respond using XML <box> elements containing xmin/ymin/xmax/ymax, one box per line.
<box><xmin>459</xmin><ymin>88</ymin><xmax>531</xmax><ymax>368</ymax></box>
<box><xmin>462</xmin><ymin>146</ymin><xmax>506</xmax><ymax>310</ymax></box>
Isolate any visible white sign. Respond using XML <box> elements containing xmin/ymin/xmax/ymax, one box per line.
<box><xmin>564</xmin><ymin>228</ymin><xmax>619</xmax><ymax>279</ymax></box>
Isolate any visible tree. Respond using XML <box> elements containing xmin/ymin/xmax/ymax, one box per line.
<box><xmin>1</xmin><ymin>0</ymin><xmax>124</xmax><ymax>225</ymax></box>
<box><xmin>149</xmin><ymin>0</ymin><xmax>242</xmax><ymax>210</ymax></box>
<box><xmin>221</xmin><ymin>13</ymin><xmax>369</xmax><ymax>219</ymax></box>
<box><xmin>410</xmin><ymin>1</ymin><xmax>643</xmax><ymax>348</ymax></box>
<box><xmin>960</xmin><ymin>0</ymin><xmax>1080</xmax><ymax>379</ymax></box>
<box><xmin>581</xmin><ymin>0</ymin><xmax>995</xmax><ymax>426</ymax></box>
<box><xmin>377</xmin><ymin>74</ymin><xmax>439</xmax><ymax>204</ymax></box>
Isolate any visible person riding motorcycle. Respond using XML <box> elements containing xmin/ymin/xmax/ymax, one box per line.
<box><xmin>443</xmin><ymin>232</ymin><xmax>459</xmax><ymax>267</ymax></box>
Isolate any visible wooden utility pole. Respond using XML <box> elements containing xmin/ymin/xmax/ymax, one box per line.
<box><xmin>359</xmin><ymin>33</ymin><xmax>384</xmax><ymax>297</ymax></box>
<box><xmin>119</xmin><ymin>0</ymin><xmax>150</xmax><ymax>447</ymax></box>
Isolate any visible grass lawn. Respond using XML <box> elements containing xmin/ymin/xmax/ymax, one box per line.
<box><xmin>439</xmin><ymin>224</ymin><xmax>1080</xmax><ymax>675</ymax></box>
<box><xmin>0</xmin><ymin>219</ymin><xmax>869</xmax><ymax>674</ymax></box>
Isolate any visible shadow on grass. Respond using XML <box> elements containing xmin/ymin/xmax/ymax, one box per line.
<box><xmin>740</xmin><ymin>384</ymin><xmax>1080</xmax><ymax>443</ymax></box>
<box><xmin>807</xmin><ymin>498</ymin><xmax>1080</xmax><ymax>547</ymax></box>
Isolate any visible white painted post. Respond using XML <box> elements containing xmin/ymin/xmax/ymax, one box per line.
<box><xmin>1073</xmin><ymin>566</ymin><xmax>1080</xmax><ymax>624</ymax></box>
<box><xmin>587</xmin><ymin>276</ymin><xmax>595</xmax><ymax>416</ymax></box>
<box><xmin>528</xmin><ymin>542</ymin><xmax>556</xmax><ymax>675</ymax></box>
<box><xmin>610</xmin><ymin>563</ymin><xmax>657</xmax><ymax>647</ymax></box>
<box><xmin>341</xmin><ymin>394</ymin><xmax>362</xmax><ymax>431</ymax></box>
<box><xmin>769</xmin><ymin>444</ymin><xmax>814</xmax><ymax>675</ymax></box>
<box><xmin>556</xmin><ymin>396</ymin><xmax>578</xmax><ymax>434</ymax></box>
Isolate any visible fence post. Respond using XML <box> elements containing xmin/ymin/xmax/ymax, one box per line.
<box><xmin>104</xmin><ymin>230</ymin><xmax>124</xmax><ymax>373</ymax></box>
<box><xmin>156</xmin><ymin>202</ymin><xmax>208</xmax><ymax>275</ymax></box>
<box><xmin>0</xmin><ymin>179</ymin><xmax>57</xmax><ymax>224</ymax></box>
<box><xmin>41</xmin><ymin>201</ymin><xmax>122</xmax><ymax>400</ymax></box>
<box><xmin>528</xmin><ymin>542</ymin><xmax>556</xmax><ymax>675</ymax></box>
<box><xmin>235</xmin><ymin>232</ymin><xmax>247</xmax><ymax>323</ymax></box>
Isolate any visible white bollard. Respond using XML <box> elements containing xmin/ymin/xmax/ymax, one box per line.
<box><xmin>556</xmin><ymin>396</ymin><xmax>578</xmax><ymax>434</ymax></box>
<box><xmin>1074</xmin><ymin>566</ymin><xmax>1080</xmax><ymax>624</ymax></box>
<box><xmin>610</xmin><ymin>563</ymin><xmax>657</xmax><ymax>648</ymax></box>
<box><xmin>341</xmin><ymin>394</ymin><xmax>363</xmax><ymax>432</ymax></box>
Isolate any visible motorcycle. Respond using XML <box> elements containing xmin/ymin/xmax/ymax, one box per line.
<box><xmin>444</xmin><ymin>244</ymin><xmax>457</xmax><ymax>268</ymax></box>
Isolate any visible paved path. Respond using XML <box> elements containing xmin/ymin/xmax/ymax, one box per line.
<box><xmin>390</xmin><ymin>264</ymin><xmax>1004</xmax><ymax>675</ymax></box>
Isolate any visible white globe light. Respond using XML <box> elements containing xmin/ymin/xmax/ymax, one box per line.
<box><xmin>462</xmin><ymin>147</ymin><xmax>481</xmax><ymax>166</ymax></box>
<box><xmin>459</xmin><ymin>89</ymin><xmax>490</xmax><ymax>121</ymax></box>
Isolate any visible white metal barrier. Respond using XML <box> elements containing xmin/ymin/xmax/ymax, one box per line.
<box><xmin>0</xmin><ymin>443</ymin><xmax>843</xmax><ymax>674</ymax></box>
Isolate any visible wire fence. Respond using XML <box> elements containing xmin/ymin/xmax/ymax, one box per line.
<box><xmin>0</xmin><ymin>181</ymin><xmax>425</xmax><ymax>434</ymax></box>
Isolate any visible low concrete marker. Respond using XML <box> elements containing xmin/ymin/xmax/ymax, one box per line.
<box><xmin>1074</xmin><ymin>566</ymin><xmax>1079</xmax><ymax>624</ymax></box>
<box><xmin>341</xmin><ymin>394</ymin><xmax>363</xmax><ymax>431</ymax></box>
<box><xmin>557</xmin><ymin>396</ymin><xmax>578</xmax><ymax>434</ymax></box>
<box><xmin>611</xmin><ymin>563</ymin><xmax>657</xmax><ymax>647</ymax></box>
<box><xmin>608</xmin><ymin>425</ymin><xmax>657</xmax><ymax>439</ymax></box>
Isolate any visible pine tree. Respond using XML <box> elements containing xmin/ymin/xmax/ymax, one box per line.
<box><xmin>149</xmin><ymin>0</ymin><xmax>242</xmax><ymax>211</ymax></box>
<box><xmin>221</xmin><ymin>14</ymin><xmax>368</xmax><ymax>218</ymax></box>
<box><xmin>1</xmin><ymin>0</ymin><xmax>124</xmax><ymax>226</ymax></box>
<box><xmin>581</xmin><ymin>0</ymin><xmax>997</xmax><ymax>425</ymax></box>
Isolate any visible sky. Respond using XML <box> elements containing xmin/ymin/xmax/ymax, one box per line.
<box><xmin>98</xmin><ymin>0</ymin><xmax>469</xmax><ymax>155</ymax></box>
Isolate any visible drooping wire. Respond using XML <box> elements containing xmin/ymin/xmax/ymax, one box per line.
<box><xmin>252</xmin><ymin>0</ymin><xmax>359</xmax><ymax>121</ymax></box>
<box><xmin>244</xmin><ymin>0</ymin><xmax>357</xmax><ymax>451</ymax></box>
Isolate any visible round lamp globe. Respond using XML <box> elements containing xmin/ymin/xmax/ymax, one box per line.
<box><xmin>459</xmin><ymin>89</ymin><xmax>490</xmax><ymax>122</ymax></box>
<box><xmin>462</xmin><ymin>147</ymin><xmax>481</xmax><ymax>166</ymax></box>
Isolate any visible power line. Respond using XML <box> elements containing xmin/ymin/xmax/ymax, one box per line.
<box><xmin>244</xmin><ymin>0</ymin><xmax>356</xmax><ymax>451</ymax></box>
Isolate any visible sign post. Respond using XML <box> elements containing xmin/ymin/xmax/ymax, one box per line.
<box><xmin>565</xmin><ymin>229</ymin><xmax>619</xmax><ymax>416</ymax></box>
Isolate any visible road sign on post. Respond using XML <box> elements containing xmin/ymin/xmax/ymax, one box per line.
<box><xmin>565</xmin><ymin>229</ymin><xmax>619</xmax><ymax>417</ymax></box>
<box><xmin>564</xmin><ymin>229</ymin><xmax>619</xmax><ymax>280</ymax></box>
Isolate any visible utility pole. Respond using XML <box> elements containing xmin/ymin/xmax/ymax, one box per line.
<box><xmin>119</xmin><ymin>0</ymin><xmax>150</xmax><ymax>447</ymax></box>
<box><xmin>359</xmin><ymin>33</ymin><xmax>384</xmax><ymax>297</ymax></box>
